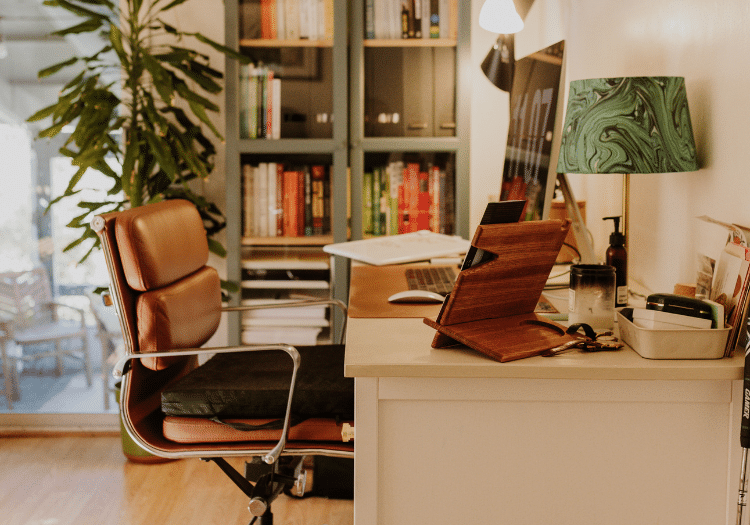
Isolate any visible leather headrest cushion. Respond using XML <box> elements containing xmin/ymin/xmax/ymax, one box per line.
<box><xmin>115</xmin><ymin>199</ymin><xmax>209</xmax><ymax>292</ymax></box>
<box><xmin>137</xmin><ymin>266</ymin><xmax>222</xmax><ymax>370</ymax></box>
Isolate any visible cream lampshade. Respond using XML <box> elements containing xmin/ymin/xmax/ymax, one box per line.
<box><xmin>479</xmin><ymin>0</ymin><xmax>524</xmax><ymax>34</ymax></box>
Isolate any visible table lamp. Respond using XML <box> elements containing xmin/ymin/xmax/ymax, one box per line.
<box><xmin>478</xmin><ymin>0</ymin><xmax>524</xmax><ymax>34</ymax></box>
<box><xmin>556</xmin><ymin>76</ymin><xmax>699</xmax><ymax>246</ymax></box>
<box><xmin>481</xmin><ymin>34</ymin><xmax>515</xmax><ymax>92</ymax></box>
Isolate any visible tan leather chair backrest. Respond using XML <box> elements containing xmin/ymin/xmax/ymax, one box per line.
<box><xmin>100</xmin><ymin>199</ymin><xmax>221</xmax><ymax>370</ymax></box>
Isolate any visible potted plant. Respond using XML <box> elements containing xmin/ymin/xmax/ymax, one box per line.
<box><xmin>28</xmin><ymin>0</ymin><xmax>246</xmax><ymax>272</ymax></box>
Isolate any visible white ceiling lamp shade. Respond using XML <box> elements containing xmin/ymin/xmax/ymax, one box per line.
<box><xmin>479</xmin><ymin>0</ymin><xmax>524</xmax><ymax>34</ymax></box>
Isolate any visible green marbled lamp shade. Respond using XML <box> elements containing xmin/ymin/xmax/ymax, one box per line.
<box><xmin>556</xmin><ymin>77</ymin><xmax>698</xmax><ymax>174</ymax></box>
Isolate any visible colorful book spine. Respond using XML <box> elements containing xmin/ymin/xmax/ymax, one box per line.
<box><xmin>304</xmin><ymin>166</ymin><xmax>313</xmax><ymax>236</ymax></box>
<box><xmin>275</xmin><ymin>163</ymin><xmax>284</xmax><ymax>236</ymax></box>
<box><xmin>429</xmin><ymin>0</ymin><xmax>440</xmax><ymax>38</ymax></box>
<box><xmin>243</xmin><ymin>162</ymin><xmax>333</xmax><ymax>238</ymax></box>
<box><xmin>363</xmin><ymin>170</ymin><xmax>373</xmax><ymax>234</ymax></box>
<box><xmin>243</xmin><ymin>163</ymin><xmax>254</xmax><ymax>236</ymax></box>
<box><xmin>361</xmin><ymin>158</ymin><xmax>454</xmax><ymax>237</ymax></box>
<box><xmin>260</xmin><ymin>0</ymin><xmax>277</xmax><ymax>39</ymax></box>
<box><xmin>311</xmin><ymin>165</ymin><xmax>326</xmax><ymax>235</ymax></box>
<box><xmin>365</xmin><ymin>0</ymin><xmax>375</xmax><ymax>39</ymax></box>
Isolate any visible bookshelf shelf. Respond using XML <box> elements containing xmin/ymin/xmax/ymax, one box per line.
<box><xmin>239</xmin><ymin>38</ymin><xmax>333</xmax><ymax>48</ymax></box>
<box><xmin>237</xmin><ymin>138</ymin><xmax>338</xmax><ymax>154</ymax></box>
<box><xmin>360</xmin><ymin>137</ymin><xmax>460</xmax><ymax>152</ymax></box>
<box><xmin>363</xmin><ymin>38</ymin><xmax>456</xmax><ymax>48</ymax></box>
<box><xmin>241</xmin><ymin>235</ymin><xmax>334</xmax><ymax>247</ymax></box>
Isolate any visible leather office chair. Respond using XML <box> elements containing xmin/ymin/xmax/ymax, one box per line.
<box><xmin>92</xmin><ymin>199</ymin><xmax>353</xmax><ymax>524</ymax></box>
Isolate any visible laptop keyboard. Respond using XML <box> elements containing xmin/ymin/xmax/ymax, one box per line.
<box><xmin>405</xmin><ymin>266</ymin><xmax>457</xmax><ymax>295</ymax></box>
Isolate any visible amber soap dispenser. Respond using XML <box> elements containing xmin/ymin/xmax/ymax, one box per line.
<box><xmin>604</xmin><ymin>216</ymin><xmax>628</xmax><ymax>307</ymax></box>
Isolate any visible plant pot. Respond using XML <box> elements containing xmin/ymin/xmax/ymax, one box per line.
<box><xmin>115</xmin><ymin>382</ymin><xmax>176</xmax><ymax>464</ymax></box>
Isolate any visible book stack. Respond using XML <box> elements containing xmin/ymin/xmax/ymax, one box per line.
<box><xmin>239</xmin><ymin>63</ymin><xmax>281</xmax><ymax>139</ymax></box>
<box><xmin>240</xmin><ymin>0</ymin><xmax>334</xmax><ymax>41</ymax></box>
<box><xmin>363</xmin><ymin>159</ymin><xmax>454</xmax><ymax>236</ymax></box>
<box><xmin>243</xmin><ymin>162</ymin><xmax>330</xmax><ymax>238</ymax></box>
<box><xmin>365</xmin><ymin>0</ymin><xmax>456</xmax><ymax>40</ymax></box>
<box><xmin>240</xmin><ymin>299</ymin><xmax>329</xmax><ymax>345</ymax></box>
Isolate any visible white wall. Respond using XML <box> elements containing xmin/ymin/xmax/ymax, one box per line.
<box><xmin>164</xmin><ymin>1</ymin><xmax>229</xmax><ymax>347</ymax></box>
<box><xmin>470</xmin><ymin>0</ymin><xmax>750</xmax><ymax>295</ymax></box>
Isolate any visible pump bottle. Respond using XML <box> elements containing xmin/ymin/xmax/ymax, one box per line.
<box><xmin>603</xmin><ymin>216</ymin><xmax>628</xmax><ymax>307</ymax></box>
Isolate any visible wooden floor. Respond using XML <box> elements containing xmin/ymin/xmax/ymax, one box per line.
<box><xmin>1</xmin><ymin>435</ymin><xmax>353</xmax><ymax>525</ymax></box>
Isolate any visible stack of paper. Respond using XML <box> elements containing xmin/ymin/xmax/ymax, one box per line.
<box><xmin>240</xmin><ymin>299</ymin><xmax>329</xmax><ymax>346</ymax></box>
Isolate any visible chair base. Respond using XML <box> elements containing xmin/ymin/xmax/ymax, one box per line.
<box><xmin>203</xmin><ymin>456</ymin><xmax>305</xmax><ymax>522</ymax></box>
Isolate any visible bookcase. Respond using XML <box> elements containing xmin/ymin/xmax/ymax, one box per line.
<box><xmin>224</xmin><ymin>0</ymin><xmax>471</xmax><ymax>345</ymax></box>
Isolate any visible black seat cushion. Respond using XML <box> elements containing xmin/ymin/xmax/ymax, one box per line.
<box><xmin>161</xmin><ymin>345</ymin><xmax>353</xmax><ymax>421</ymax></box>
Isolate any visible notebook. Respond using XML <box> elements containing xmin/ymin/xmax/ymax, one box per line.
<box><xmin>323</xmin><ymin>231</ymin><xmax>471</xmax><ymax>266</ymax></box>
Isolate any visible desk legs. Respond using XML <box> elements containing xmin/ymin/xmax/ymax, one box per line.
<box><xmin>354</xmin><ymin>378</ymin><xmax>379</xmax><ymax>525</ymax></box>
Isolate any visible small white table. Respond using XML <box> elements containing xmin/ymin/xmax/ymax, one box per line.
<box><xmin>345</xmin><ymin>315</ymin><xmax>745</xmax><ymax>525</ymax></box>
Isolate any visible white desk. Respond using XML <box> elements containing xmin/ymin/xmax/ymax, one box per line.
<box><xmin>345</xmin><ymin>315</ymin><xmax>745</xmax><ymax>525</ymax></box>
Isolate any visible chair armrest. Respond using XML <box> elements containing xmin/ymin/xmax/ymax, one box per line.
<box><xmin>36</xmin><ymin>301</ymin><xmax>87</xmax><ymax>326</ymax></box>
<box><xmin>113</xmin><ymin>343</ymin><xmax>301</xmax><ymax>465</ymax></box>
<box><xmin>0</xmin><ymin>319</ymin><xmax>11</xmax><ymax>337</ymax></box>
<box><xmin>223</xmin><ymin>299</ymin><xmax>348</xmax><ymax>343</ymax></box>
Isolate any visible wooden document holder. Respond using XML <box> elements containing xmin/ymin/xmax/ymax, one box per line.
<box><xmin>424</xmin><ymin>219</ymin><xmax>578</xmax><ymax>362</ymax></box>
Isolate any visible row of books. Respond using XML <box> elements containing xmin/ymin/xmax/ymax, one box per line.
<box><xmin>365</xmin><ymin>0</ymin><xmax>457</xmax><ymax>40</ymax></box>
<box><xmin>239</xmin><ymin>63</ymin><xmax>280</xmax><ymax>139</ymax></box>
<box><xmin>243</xmin><ymin>162</ymin><xmax>331</xmax><ymax>238</ymax></box>
<box><xmin>363</xmin><ymin>160</ymin><xmax>454</xmax><ymax>236</ymax></box>
<box><xmin>240</xmin><ymin>0</ymin><xmax>334</xmax><ymax>41</ymax></box>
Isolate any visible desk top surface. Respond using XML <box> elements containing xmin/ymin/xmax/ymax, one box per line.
<box><xmin>344</xmin><ymin>316</ymin><xmax>745</xmax><ymax>381</ymax></box>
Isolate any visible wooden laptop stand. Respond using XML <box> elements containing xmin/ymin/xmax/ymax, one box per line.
<box><xmin>424</xmin><ymin>219</ymin><xmax>578</xmax><ymax>362</ymax></box>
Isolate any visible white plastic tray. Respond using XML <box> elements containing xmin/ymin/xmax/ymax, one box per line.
<box><xmin>617</xmin><ymin>311</ymin><xmax>729</xmax><ymax>360</ymax></box>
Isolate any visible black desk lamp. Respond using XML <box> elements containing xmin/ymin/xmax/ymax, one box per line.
<box><xmin>481</xmin><ymin>34</ymin><xmax>515</xmax><ymax>92</ymax></box>
<box><xmin>479</xmin><ymin>0</ymin><xmax>531</xmax><ymax>91</ymax></box>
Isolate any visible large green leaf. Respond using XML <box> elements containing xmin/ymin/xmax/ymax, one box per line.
<box><xmin>108</xmin><ymin>23</ymin><xmax>127</xmax><ymax>63</ymax></box>
<box><xmin>173</xmin><ymin>81</ymin><xmax>218</xmax><ymax>112</ymax></box>
<box><xmin>192</xmin><ymin>32</ymin><xmax>250</xmax><ymax>63</ymax></box>
<box><xmin>207</xmin><ymin>238</ymin><xmax>227</xmax><ymax>257</ymax></box>
<box><xmin>132</xmin><ymin>0</ymin><xmax>144</xmax><ymax>18</ymax></box>
<box><xmin>142</xmin><ymin>52</ymin><xmax>175</xmax><ymax>104</ymax></box>
<box><xmin>170</xmin><ymin>60</ymin><xmax>222</xmax><ymax>94</ymax></box>
<box><xmin>142</xmin><ymin>127</ymin><xmax>178</xmax><ymax>179</ymax></box>
<box><xmin>161</xmin><ymin>0</ymin><xmax>191</xmax><ymax>12</ymax></box>
<box><xmin>53</xmin><ymin>0</ymin><xmax>110</xmax><ymax>20</ymax></box>
<box><xmin>52</xmin><ymin>18</ymin><xmax>104</xmax><ymax>36</ymax></box>
<box><xmin>62</xmin><ymin>70</ymin><xmax>87</xmax><ymax>92</ymax></box>
<box><xmin>186</xmin><ymin>60</ymin><xmax>223</xmax><ymax>80</ymax></box>
<box><xmin>187</xmin><ymin>99</ymin><xmax>222</xmax><ymax>141</ymax></box>
<box><xmin>153</xmin><ymin>49</ymin><xmax>194</xmax><ymax>64</ymax></box>
<box><xmin>70</xmin><ymin>0</ymin><xmax>116</xmax><ymax>8</ymax></box>
<box><xmin>171</xmin><ymin>133</ymin><xmax>208</xmax><ymax>179</ymax></box>
<box><xmin>38</xmin><ymin>57</ymin><xmax>78</xmax><ymax>78</ymax></box>
<box><xmin>27</xmin><ymin>104</ymin><xmax>60</xmax><ymax>123</ymax></box>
